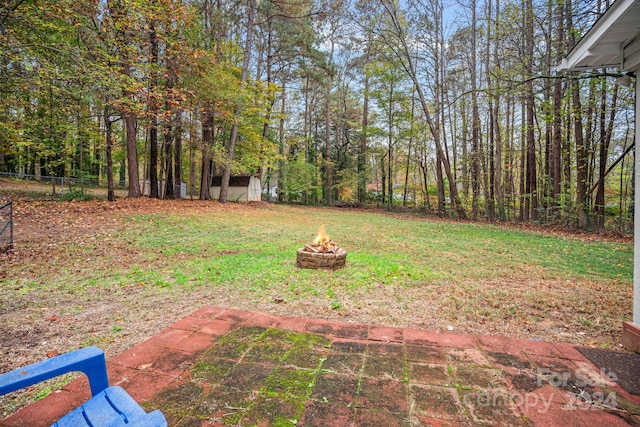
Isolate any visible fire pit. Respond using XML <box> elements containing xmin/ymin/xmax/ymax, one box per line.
<box><xmin>297</xmin><ymin>225</ymin><xmax>347</xmax><ymax>270</ymax></box>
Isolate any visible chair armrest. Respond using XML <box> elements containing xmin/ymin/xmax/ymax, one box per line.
<box><xmin>0</xmin><ymin>346</ymin><xmax>110</xmax><ymax>397</ymax></box>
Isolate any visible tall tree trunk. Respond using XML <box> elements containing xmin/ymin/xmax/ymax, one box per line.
<box><xmin>381</xmin><ymin>1</ymin><xmax>466</xmax><ymax>219</ymax></box>
<box><xmin>303</xmin><ymin>77</ymin><xmax>310</xmax><ymax>205</ymax></box>
<box><xmin>104</xmin><ymin>107</ymin><xmax>115</xmax><ymax>202</ymax></box>
<box><xmin>485</xmin><ymin>0</ymin><xmax>497</xmax><ymax>222</ymax></box>
<box><xmin>412</xmin><ymin>59</ymin><xmax>464</xmax><ymax>218</ymax></box>
<box><xmin>461</xmin><ymin>99</ymin><xmax>469</xmax><ymax>200</ymax></box>
<box><xmin>118</xmin><ymin>42</ymin><xmax>140</xmax><ymax>195</ymax></box>
<box><xmin>387</xmin><ymin>82</ymin><xmax>394</xmax><ymax>211</ymax></box>
<box><xmin>519</xmin><ymin>100</ymin><xmax>527</xmax><ymax>221</ymax></box>
<box><xmin>108</xmin><ymin>0</ymin><xmax>140</xmax><ymax>198</ymax></box>
<box><xmin>524</xmin><ymin>0</ymin><xmax>537</xmax><ymax>220</ymax></box>
<box><xmin>324</xmin><ymin>71</ymin><xmax>333</xmax><ymax>205</ymax></box>
<box><xmin>594</xmin><ymin>83</ymin><xmax>618</xmax><ymax>227</ymax></box>
<box><xmin>358</xmin><ymin>35</ymin><xmax>371</xmax><ymax>205</ymax></box>
<box><xmin>563</xmin><ymin>0</ymin><xmax>575</xmax><ymax>202</ymax></box>
<box><xmin>420</xmin><ymin>159</ymin><xmax>431</xmax><ymax>211</ymax></box>
<box><xmin>200</xmin><ymin>108</ymin><xmax>214</xmax><ymax>200</ymax></box>
<box><xmin>403</xmin><ymin>88</ymin><xmax>416</xmax><ymax>207</ymax></box>
<box><xmin>173</xmin><ymin>111</ymin><xmax>183</xmax><ymax>199</ymax></box>
<box><xmin>506</xmin><ymin>95</ymin><xmax>515</xmax><ymax>219</ymax></box>
<box><xmin>573</xmin><ymin>78</ymin><xmax>588</xmax><ymax>228</ymax></box>
<box><xmin>551</xmin><ymin>0</ymin><xmax>565</xmax><ymax>215</ymax></box>
<box><xmin>434</xmin><ymin>0</ymin><xmax>449</xmax><ymax>216</ymax></box>
<box><xmin>584</xmin><ymin>79</ymin><xmax>597</xmax><ymax>205</ymax></box>
<box><xmin>148</xmin><ymin>22</ymin><xmax>159</xmax><ymax>198</ymax></box>
<box><xmin>277</xmin><ymin>85</ymin><xmax>287</xmax><ymax>203</ymax></box>
<box><xmin>491</xmin><ymin>0</ymin><xmax>504</xmax><ymax>220</ymax></box>
<box><xmin>219</xmin><ymin>0</ymin><xmax>256</xmax><ymax>203</ymax></box>
<box><xmin>540</xmin><ymin>0</ymin><xmax>553</xmax><ymax>221</ymax></box>
<box><xmin>436</xmin><ymin>151</ymin><xmax>446</xmax><ymax>216</ymax></box>
<box><xmin>259</xmin><ymin>18</ymin><xmax>274</xmax><ymax>182</ymax></box>
<box><xmin>164</xmin><ymin>123</ymin><xmax>174</xmax><ymax>199</ymax></box>
<box><xmin>124</xmin><ymin>108</ymin><xmax>141</xmax><ymax>198</ymax></box>
<box><xmin>163</xmin><ymin>73</ymin><xmax>175</xmax><ymax>199</ymax></box>
<box><xmin>381</xmin><ymin>154</ymin><xmax>387</xmax><ymax>206</ymax></box>
<box><xmin>189</xmin><ymin>113</ymin><xmax>196</xmax><ymax>199</ymax></box>
<box><xmin>470</xmin><ymin>0</ymin><xmax>481</xmax><ymax>221</ymax></box>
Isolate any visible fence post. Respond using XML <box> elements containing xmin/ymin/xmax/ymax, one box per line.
<box><xmin>9</xmin><ymin>199</ymin><xmax>12</xmax><ymax>249</ymax></box>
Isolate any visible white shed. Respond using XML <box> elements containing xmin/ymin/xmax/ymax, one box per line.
<box><xmin>557</xmin><ymin>0</ymin><xmax>640</xmax><ymax>352</ymax></box>
<box><xmin>211</xmin><ymin>175</ymin><xmax>262</xmax><ymax>202</ymax></box>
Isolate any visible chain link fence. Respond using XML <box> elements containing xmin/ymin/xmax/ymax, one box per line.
<box><xmin>0</xmin><ymin>171</ymin><xmax>123</xmax><ymax>188</ymax></box>
<box><xmin>0</xmin><ymin>199</ymin><xmax>13</xmax><ymax>252</ymax></box>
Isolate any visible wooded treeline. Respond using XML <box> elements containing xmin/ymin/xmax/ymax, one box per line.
<box><xmin>0</xmin><ymin>0</ymin><xmax>635</xmax><ymax>230</ymax></box>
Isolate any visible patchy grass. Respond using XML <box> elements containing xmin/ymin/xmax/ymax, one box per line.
<box><xmin>33</xmin><ymin>204</ymin><xmax>630</xmax><ymax>292</ymax></box>
<box><xmin>0</xmin><ymin>191</ymin><xmax>634</xmax><ymax>418</ymax></box>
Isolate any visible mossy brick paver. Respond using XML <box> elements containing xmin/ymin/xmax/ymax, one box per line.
<box><xmin>3</xmin><ymin>306</ymin><xmax>640</xmax><ymax>426</ymax></box>
<box><xmin>192</xmin><ymin>358</ymin><xmax>237</xmax><ymax>384</ymax></box>
<box><xmin>331</xmin><ymin>338</ymin><xmax>368</xmax><ymax>354</ymax></box>
<box><xmin>361</xmin><ymin>354</ymin><xmax>405</xmax><ymax>379</ymax></box>
<box><xmin>410</xmin><ymin>384</ymin><xmax>468</xmax><ymax>422</ymax></box>
<box><xmin>223</xmin><ymin>362</ymin><xmax>274</xmax><ymax>391</ymax></box>
<box><xmin>407</xmin><ymin>362</ymin><xmax>450</xmax><ymax>385</ymax></box>
<box><xmin>310</xmin><ymin>374</ymin><xmax>359</xmax><ymax>405</ymax></box>
<box><xmin>356</xmin><ymin>377</ymin><xmax>409</xmax><ymax>412</ymax></box>
<box><xmin>243</xmin><ymin>332</ymin><xmax>298</xmax><ymax>364</ymax></box>
<box><xmin>320</xmin><ymin>353</ymin><xmax>364</xmax><ymax>376</ymax></box>
<box><xmin>446</xmin><ymin>348</ymin><xmax>492</xmax><ymax>366</ymax></box>
<box><xmin>148</xmin><ymin>381</ymin><xmax>204</xmax><ymax>413</ymax></box>
<box><xmin>485</xmin><ymin>351</ymin><xmax>534</xmax><ymax>371</ymax></box>
<box><xmin>366</xmin><ymin>342</ymin><xmax>404</xmax><ymax>358</ymax></box>
<box><xmin>264</xmin><ymin>366</ymin><xmax>316</xmax><ymax>398</ymax></box>
<box><xmin>405</xmin><ymin>344</ymin><xmax>447</xmax><ymax>364</ymax></box>
<box><xmin>283</xmin><ymin>342</ymin><xmax>331</xmax><ymax>369</ymax></box>
<box><xmin>354</xmin><ymin>408</ymin><xmax>410</xmax><ymax>426</ymax></box>
<box><xmin>462</xmin><ymin>389</ymin><xmax>527</xmax><ymax>425</ymax></box>
<box><xmin>240</xmin><ymin>394</ymin><xmax>306</xmax><ymax>426</ymax></box>
<box><xmin>298</xmin><ymin>401</ymin><xmax>355</xmax><ymax>426</ymax></box>
<box><xmin>451</xmin><ymin>364</ymin><xmax>504</xmax><ymax>390</ymax></box>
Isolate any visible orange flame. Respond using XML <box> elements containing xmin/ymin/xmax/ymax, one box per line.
<box><xmin>308</xmin><ymin>225</ymin><xmax>338</xmax><ymax>253</ymax></box>
<box><xmin>313</xmin><ymin>225</ymin><xmax>330</xmax><ymax>244</ymax></box>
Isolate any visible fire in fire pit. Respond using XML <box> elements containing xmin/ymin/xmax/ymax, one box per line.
<box><xmin>297</xmin><ymin>225</ymin><xmax>347</xmax><ymax>270</ymax></box>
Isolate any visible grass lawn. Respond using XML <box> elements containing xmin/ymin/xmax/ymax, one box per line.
<box><xmin>0</xmin><ymin>182</ymin><xmax>634</xmax><ymax>416</ymax></box>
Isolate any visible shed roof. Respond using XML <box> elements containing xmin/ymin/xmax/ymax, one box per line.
<box><xmin>556</xmin><ymin>0</ymin><xmax>640</xmax><ymax>72</ymax></box>
<box><xmin>211</xmin><ymin>175</ymin><xmax>258</xmax><ymax>187</ymax></box>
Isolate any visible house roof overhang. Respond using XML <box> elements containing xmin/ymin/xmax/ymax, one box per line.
<box><xmin>556</xmin><ymin>0</ymin><xmax>640</xmax><ymax>73</ymax></box>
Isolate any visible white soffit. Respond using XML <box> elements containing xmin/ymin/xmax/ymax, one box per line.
<box><xmin>557</xmin><ymin>0</ymin><xmax>640</xmax><ymax>72</ymax></box>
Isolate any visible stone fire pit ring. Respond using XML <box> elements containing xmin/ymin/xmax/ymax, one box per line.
<box><xmin>296</xmin><ymin>247</ymin><xmax>347</xmax><ymax>270</ymax></box>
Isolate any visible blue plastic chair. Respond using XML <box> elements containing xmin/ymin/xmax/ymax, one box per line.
<box><xmin>0</xmin><ymin>346</ymin><xmax>166</xmax><ymax>426</ymax></box>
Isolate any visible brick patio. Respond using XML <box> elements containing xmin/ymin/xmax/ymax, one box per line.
<box><xmin>2</xmin><ymin>306</ymin><xmax>639</xmax><ymax>426</ymax></box>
